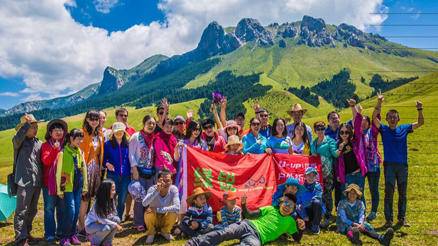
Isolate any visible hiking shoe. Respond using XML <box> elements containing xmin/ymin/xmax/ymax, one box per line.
<box><xmin>351</xmin><ymin>228</ymin><xmax>362</xmax><ymax>245</ymax></box>
<box><xmin>45</xmin><ymin>236</ymin><xmax>56</xmax><ymax>243</ymax></box>
<box><xmin>397</xmin><ymin>218</ymin><xmax>410</xmax><ymax>227</ymax></box>
<box><xmin>310</xmin><ymin>225</ymin><xmax>320</xmax><ymax>235</ymax></box>
<box><xmin>366</xmin><ymin>212</ymin><xmax>377</xmax><ymax>222</ymax></box>
<box><xmin>320</xmin><ymin>218</ymin><xmax>331</xmax><ymax>229</ymax></box>
<box><xmin>383</xmin><ymin>220</ymin><xmax>393</xmax><ymax>229</ymax></box>
<box><xmin>162</xmin><ymin>233</ymin><xmax>174</xmax><ymax>241</ymax></box>
<box><xmin>60</xmin><ymin>238</ymin><xmax>71</xmax><ymax>246</ymax></box>
<box><xmin>380</xmin><ymin>228</ymin><xmax>394</xmax><ymax>246</ymax></box>
<box><xmin>145</xmin><ymin>235</ymin><xmax>155</xmax><ymax>244</ymax></box>
<box><xmin>70</xmin><ymin>235</ymin><xmax>81</xmax><ymax>245</ymax></box>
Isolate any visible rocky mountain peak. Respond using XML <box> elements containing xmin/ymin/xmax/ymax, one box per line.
<box><xmin>98</xmin><ymin>66</ymin><xmax>126</xmax><ymax>95</ymax></box>
<box><xmin>235</xmin><ymin>18</ymin><xmax>273</xmax><ymax>46</ymax></box>
<box><xmin>196</xmin><ymin>21</ymin><xmax>240</xmax><ymax>57</ymax></box>
<box><xmin>301</xmin><ymin>15</ymin><xmax>326</xmax><ymax>33</ymax></box>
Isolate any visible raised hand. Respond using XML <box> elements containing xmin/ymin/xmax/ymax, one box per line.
<box><xmin>356</xmin><ymin>104</ymin><xmax>363</xmax><ymax>114</ymax></box>
<box><xmin>220</xmin><ymin>97</ymin><xmax>227</xmax><ymax>109</ymax></box>
<box><xmin>241</xmin><ymin>193</ymin><xmax>248</xmax><ymax>204</ymax></box>
<box><xmin>186</xmin><ymin>109</ymin><xmax>194</xmax><ymax>119</ymax></box>
<box><xmin>377</xmin><ymin>90</ymin><xmax>384</xmax><ymax>103</ymax></box>
<box><xmin>346</xmin><ymin>99</ymin><xmax>356</xmax><ymax>107</ymax></box>
<box><xmin>416</xmin><ymin>100</ymin><xmax>423</xmax><ymax>110</ymax></box>
<box><xmin>253</xmin><ymin>100</ymin><xmax>260</xmax><ymax>112</ymax></box>
<box><xmin>106</xmin><ymin>162</ymin><xmax>115</xmax><ymax>172</ymax></box>
<box><xmin>161</xmin><ymin>98</ymin><xmax>169</xmax><ymax>111</ymax></box>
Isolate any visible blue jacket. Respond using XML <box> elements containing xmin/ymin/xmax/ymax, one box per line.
<box><xmin>104</xmin><ymin>141</ymin><xmax>131</xmax><ymax>177</ymax></box>
<box><xmin>242</xmin><ymin>132</ymin><xmax>267</xmax><ymax>154</ymax></box>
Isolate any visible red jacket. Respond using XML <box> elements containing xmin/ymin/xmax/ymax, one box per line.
<box><xmin>41</xmin><ymin>141</ymin><xmax>62</xmax><ymax>187</ymax></box>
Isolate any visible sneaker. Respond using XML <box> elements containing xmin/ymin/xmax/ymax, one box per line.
<box><xmin>70</xmin><ymin>235</ymin><xmax>81</xmax><ymax>245</ymax></box>
<box><xmin>45</xmin><ymin>236</ymin><xmax>56</xmax><ymax>243</ymax></box>
<box><xmin>145</xmin><ymin>235</ymin><xmax>155</xmax><ymax>244</ymax></box>
<box><xmin>383</xmin><ymin>220</ymin><xmax>393</xmax><ymax>229</ymax></box>
<box><xmin>351</xmin><ymin>228</ymin><xmax>362</xmax><ymax>245</ymax></box>
<box><xmin>60</xmin><ymin>238</ymin><xmax>71</xmax><ymax>246</ymax></box>
<box><xmin>310</xmin><ymin>225</ymin><xmax>320</xmax><ymax>235</ymax></box>
<box><xmin>135</xmin><ymin>225</ymin><xmax>146</xmax><ymax>232</ymax></box>
<box><xmin>366</xmin><ymin>212</ymin><xmax>377</xmax><ymax>222</ymax></box>
<box><xmin>380</xmin><ymin>228</ymin><xmax>394</xmax><ymax>246</ymax></box>
<box><xmin>320</xmin><ymin>218</ymin><xmax>331</xmax><ymax>229</ymax></box>
<box><xmin>162</xmin><ymin>233</ymin><xmax>174</xmax><ymax>241</ymax></box>
<box><xmin>397</xmin><ymin>218</ymin><xmax>410</xmax><ymax>227</ymax></box>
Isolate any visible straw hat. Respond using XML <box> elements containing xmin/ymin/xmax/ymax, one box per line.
<box><xmin>343</xmin><ymin>183</ymin><xmax>363</xmax><ymax>198</ymax></box>
<box><xmin>224</xmin><ymin>120</ymin><xmax>241</xmax><ymax>132</ymax></box>
<box><xmin>287</xmin><ymin>103</ymin><xmax>307</xmax><ymax>115</ymax></box>
<box><xmin>187</xmin><ymin>187</ymin><xmax>211</xmax><ymax>205</ymax></box>
<box><xmin>15</xmin><ymin>114</ymin><xmax>42</xmax><ymax>131</ymax></box>
<box><xmin>47</xmin><ymin>119</ymin><xmax>68</xmax><ymax>132</ymax></box>
<box><xmin>225</xmin><ymin>135</ymin><xmax>243</xmax><ymax>150</ymax></box>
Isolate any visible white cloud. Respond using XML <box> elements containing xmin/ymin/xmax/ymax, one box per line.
<box><xmin>0</xmin><ymin>0</ymin><xmax>387</xmax><ymax>107</ymax></box>
<box><xmin>0</xmin><ymin>92</ymin><xmax>19</xmax><ymax>97</ymax></box>
<box><xmin>93</xmin><ymin>0</ymin><xmax>119</xmax><ymax>14</ymax></box>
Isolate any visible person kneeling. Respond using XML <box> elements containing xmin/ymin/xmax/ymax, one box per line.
<box><xmin>337</xmin><ymin>184</ymin><xmax>394</xmax><ymax>245</ymax></box>
<box><xmin>85</xmin><ymin>179</ymin><xmax>122</xmax><ymax>246</ymax></box>
<box><xmin>142</xmin><ymin>170</ymin><xmax>180</xmax><ymax>244</ymax></box>
<box><xmin>180</xmin><ymin>187</ymin><xmax>214</xmax><ymax>237</ymax></box>
<box><xmin>186</xmin><ymin>193</ymin><xmax>301</xmax><ymax>246</ymax></box>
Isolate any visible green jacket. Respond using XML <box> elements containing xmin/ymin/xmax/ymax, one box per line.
<box><xmin>56</xmin><ymin>145</ymin><xmax>88</xmax><ymax>195</ymax></box>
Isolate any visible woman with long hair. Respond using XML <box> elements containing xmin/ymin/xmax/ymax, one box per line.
<box><xmin>266</xmin><ymin>118</ymin><xmax>293</xmax><ymax>154</ymax></box>
<box><xmin>77</xmin><ymin>110</ymin><xmax>105</xmax><ymax>235</ymax></box>
<box><xmin>242</xmin><ymin>117</ymin><xmax>267</xmax><ymax>154</ymax></box>
<box><xmin>291</xmin><ymin>122</ymin><xmax>311</xmax><ymax>155</ymax></box>
<box><xmin>85</xmin><ymin>179</ymin><xmax>122</xmax><ymax>246</ymax></box>
<box><xmin>174</xmin><ymin>121</ymin><xmax>207</xmax><ymax>161</ymax></box>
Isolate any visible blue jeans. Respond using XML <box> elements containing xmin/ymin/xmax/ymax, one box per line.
<box><xmin>384</xmin><ymin>162</ymin><xmax>408</xmax><ymax>222</ymax></box>
<box><xmin>107</xmin><ymin>173</ymin><xmax>131</xmax><ymax>219</ymax></box>
<box><xmin>61</xmin><ymin>186</ymin><xmax>82</xmax><ymax>238</ymax></box>
<box><xmin>42</xmin><ymin>187</ymin><xmax>62</xmax><ymax>239</ymax></box>
<box><xmin>366</xmin><ymin>170</ymin><xmax>380</xmax><ymax>213</ymax></box>
<box><xmin>344</xmin><ymin>172</ymin><xmax>366</xmax><ymax>205</ymax></box>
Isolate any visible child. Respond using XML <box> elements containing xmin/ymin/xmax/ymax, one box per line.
<box><xmin>181</xmin><ymin>187</ymin><xmax>214</xmax><ymax>237</ymax></box>
<box><xmin>216</xmin><ymin>192</ymin><xmax>242</xmax><ymax>230</ymax></box>
<box><xmin>299</xmin><ymin>167</ymin><xmax>324</xmax><ymax>234</ymax></box>
<box><xmin>337</xmin><ymin>184</ymin><xmax>394</xmax><ymax>245</ymax></box>
<box><xmin>224</xmin><ymin>135</ymin><xmax>243</xmax><ymax>155</ymax></box>
<box><xmin>56</xmin><ymin>128</ymin><xmax>88</xmax><ymax>246</ymax></box>
<box><xmin>85</xmin><ymin>179</ymin><xmax>123</xmax><ymax>246</ymax></box>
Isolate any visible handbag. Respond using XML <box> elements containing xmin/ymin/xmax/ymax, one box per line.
<box><xmin>7</xmin><ymin>144</ymin><xmax>23</xmax><ymax>196</ymax></box>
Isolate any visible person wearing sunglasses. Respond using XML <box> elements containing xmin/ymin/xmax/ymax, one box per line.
<box><xmin>255</xmin><ymin>107</ymin><xmax>272</xmax><ymax>139</ymax></box>
<box><xmin>172</xmin><ymin>115</ymin><xmax>186</xmax><ymax>141</ymax></box>
<box><xmin>310</xmin><ymin>120</ymin><xmax>342</xmax><ymax>228</ymax></box>
<box><xmin>174</xmin><ymin>121</ymin><xmax>208</xmax><ymax>162</ymax></box>
<box><xmin>336</xmin><ymin>99</ymin><xmax>368</xmax><ymax>210</ymax></box>
<box><xmin>115</xmin><ymin>108</ymin><xmax>136</xmax><ymax>137</ymax></box>
<box><xmin>372</xmin><ymin>92</ymin><xmax>424</xmax><ymax>228</ymax></box>
<box><xmin>200</xmin><ymin>118</ymin><xmax>226</xmax><ymax>153</ymax></box>
<box><xmin>242</xmin><ymin>117</ymin><xmax>267</xmax><ymax>154</ymax></box>
<box><xmin>186</xmin><ymin>193</ymin><xmax>304</xmax><ymax>246</ymax></box>
<box><xmin>155</xmin><ymin>98</ymin><xmax>170</xmax><ymax>133</ymax></box>
<box><xmin>77</xmin><ymin>110</ymin><xmax>104</xmax><ymax>237</ymax></box>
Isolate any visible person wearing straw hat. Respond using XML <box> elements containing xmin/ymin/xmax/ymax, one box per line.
<box><xmin>220</xmin><ymin>120</ymin><xmax>241</xmax><ymax>143</ymax></box>
<box><xmin>103</xmin><ymin>122</ymin><xmax>131</xmax><ymax>220</ymax></box>
<box><xmin>186</xmin><ymin>193</ymin><xmax>302</xmax><ymax>246</ymax></box>
<box><xmin>180</xmin><ymin>187</ymin><xmax>214</xmax><ymax>237</ymax></box>
<box><xmin>215</xmin><ymin>191</ymin><xmax>242</xmax><ymax>230</ymax></box>
<box><xmin>41</xmin><ymin>118</ymin><xmax>67</xmax><ymax>242</ymax></box>
<box><xmin>12</xmin><ymin>114</ymin><xmax>43</xmax><ymax>245</ymax></box>
<box><xmin>224</xmin><ymin>135</ymin><xmax>243</xmax><ymax>155</ymax></box>
<box><xmin>337</xmin><ymin>184</ymin><xmax>394</xmax><ymax>246</ymax></box>
<box><xmin>286</xmin><ymin>103</ymin><xmax>313</xmax><ymax>142</ymax></box>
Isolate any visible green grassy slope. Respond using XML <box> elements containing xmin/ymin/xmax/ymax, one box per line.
<box><xmin>0</xmin><ymin>74</ymin><xmax>437</xmax><ymax>245</ymax></box>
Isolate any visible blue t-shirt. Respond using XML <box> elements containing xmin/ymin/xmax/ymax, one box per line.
<box><xmin>380</xmin><ymin>124</ymin><xmax>413</xmax><ymax>165</ymax></box>
<box><xmin>267</xmin><ymin>136</ymin><xmax>291</xmax><ymax>154</ymax></box>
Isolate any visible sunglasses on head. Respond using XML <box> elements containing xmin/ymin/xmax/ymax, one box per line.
<box><xmin>340</xmin><ymin>130</ymin><xmax>350</xmax><ymax>135</ymax></box>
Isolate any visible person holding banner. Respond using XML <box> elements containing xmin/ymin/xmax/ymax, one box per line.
<box><xmin>174</xmin><ymin>121</ymin><xmax>208</xmax><ymax>162</ymax></box>
<box><xmin>311</xmin><ymin>121</ymin><xmax>341</xmax><ymax>228</ymax></box>
<box><xmin>290</xmin><ymin>122</ymin><xmax>311</xmax><ymax>155</ymax></box>
<box><xmin>266</xmin><ymin>118</ymin><xmax>293</xmax><ymax>154</ymax></box>
<box><xmin>242</xmin><ymin>117</ymin><xmax>267</xmax><ymax>154</ymax></box>
<box><xmin>186</xmin><ymin>193</ymin><xmax>303</xmax><ymax>246</ymax></box>
<box><xmin>129</xmin><ymin>115</ymin><xmax>157</xmax><ymax>231</ymax></box>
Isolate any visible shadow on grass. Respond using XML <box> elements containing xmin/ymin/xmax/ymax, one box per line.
<box><xmin>133</xmin><ymin>234</ymin><xmax>173</xmax><ymax>245</ymax></box>
<box><xmin>0</xmin><ymin>222</ymin><xmax>12</xmax><ymax>228</ymax></box>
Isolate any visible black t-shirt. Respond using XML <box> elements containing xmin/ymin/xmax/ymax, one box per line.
<box><xmin>342</xmin><ymin>142</ymin><xmax>359</xmax><ymax>174</ymax></box>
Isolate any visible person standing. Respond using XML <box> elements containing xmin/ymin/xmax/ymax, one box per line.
<box><xmin>266</xmin><ymin>118</ymin><xmax>293</xmax><ymax>154</ymax></box>
<box><xmin>12</xmin><ymin>114</ymin><xmax>43</xmax><ymax>246</ymax></box>
<box><xmin>372</xmin><ymin>91</ymin><xmax>424</xmax><ymax>227</ymax></box>
<box><xmin>115</xmin><ymin>108</ymin><xmax>136</xmax><ymax>137</ymax></box>
<box><xmin>242</xmin><ymin>117</ymin><xmax>267</xmax><ymax>154</ymax></box>
<box><xmin>286</xmin><ymin>103</ymin><xmax>313</xmax><ymax>141</ymax></box>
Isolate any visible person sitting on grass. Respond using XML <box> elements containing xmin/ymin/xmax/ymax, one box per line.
<box><xmin>215</xmin><ymin>192</ymin><xmax>242</xmax><ymax>230</ymax></box>
<box><xmin>272</xmin><ymin>177</ymin><xmax>303</xmax><ymax>207</ymax></box>
<box><xmin>186</xmin><ymin>193</ymin><xmax>305</xmax><ymax>246</ymax></box>
<box><xmin>180</xmin><ymin>187</ymin><xmax>214</xmax><ymax>237</ymax></box>
<box><xmin>85</xmin><ymin>179</ymin><xmax>122</xmax><ymax>246</ymax></box>
<box><xmin>142</xmin><ymin>169</ymin><xmax>180</xmax><ymax>244</ymax></box>
<box><xmin>300</xmin><ymin>167</ymin><xmax>324</xmax><ymax>235</ymax></box>
<box><xmin>337</xmin><ymin>183</ymin><xmax>394</xmax><ymax>246</ymax></box>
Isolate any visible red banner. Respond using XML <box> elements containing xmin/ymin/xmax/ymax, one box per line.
<box><xmin>182</xmin><ymin>147</ymin><xmax>322</xmax><ymax>212</ymax></box>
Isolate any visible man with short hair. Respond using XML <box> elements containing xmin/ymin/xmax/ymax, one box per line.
<box><xmin>325</xmin><ymin>111</ymin><xmax>341</xmax><ymax>140</ymax></box>
<box><xmin>186</xmin><ymin>193</ymin><xmax>304</xmax><ymax>246</ymax></box>
<box><xmin>254</xmin><ymin>107</ymin><xmax>272</xmax><ymax>138</ymax></box>
<box><xmin>286</xmin><ymin>103</ymin><xmax>313</xmax><ymax>141</ymax></box>
<box><xmin>372</xmin><ymin>91</ymin><xmax>424</xmax><ymax>228</ymax></box>
<box><xmin>13</xmin><ymin>114</ymin><xmax>43</xmax><ymax>246</ymax></box>
<box><xmin>142</xmin><ymin>170</ymin><xmax>180</xmax><ymax>244</ymax></box>
<box><xmin>115</xmin><ymin>108</ymin><xmax>136</xmax><ymax>136</ymax></box>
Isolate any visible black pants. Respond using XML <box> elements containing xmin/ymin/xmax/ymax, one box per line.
<box><xmin>305</xmin><ymin>200</ymin><xmax>323</xmax><ymax>227</ymax></box>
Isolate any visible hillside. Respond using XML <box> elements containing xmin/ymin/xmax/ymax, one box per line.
<box><xmin>1</xmin><ymin>15</ymin><xmax>437</xmax><ymax>130</ymax></box>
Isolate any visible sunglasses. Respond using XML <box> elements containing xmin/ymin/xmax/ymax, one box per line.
<box><xmin>158</xmin><ymin>111</ymin><xmax>165</xmax><ymax>115</ymax></box>
<box><xmin>251</xmin><ymin>123</ymin><xmax>260</xmax><ymax>126</ymax></box>
<box><xmin>260</xmin><ymin>114</ymin><xmax>269</xmax><ymax>118</ymax></box>
<box><xmin>193</xmin><ymin>128</ymin><xmax>201</xmax><ymax>131</ymax></box>
<box><xmin>174</xmin><ymin>121</ymin><xmax>184</xmax><ymax>125</ymax></box>
<box><xmin>88</xmin><ymin>117</ymin><xmax>99</xmax><ymax>122</ymax></box>
<box><xmin>282</xmin><ymin>200</ymin><xmax>295</xmax><ymax>209</ymax></box>
<box><xmin>118</xmin><ymin>114</ymin><xmax>128</xmax><ymax>118</ymax></box>
<box><xmin>315</xmin><ymin>126</ymin><xmax>325</xmax><ymax>131</ymax></box>
<box><xmin>340</xmin><ymin>130</ymin><xmax>350</xmax><ymax>135</ymax></box>
<box><xmin>203</xmin><ymin>125</ymin><xmax>213</xmax><ymax>129</ymax></box>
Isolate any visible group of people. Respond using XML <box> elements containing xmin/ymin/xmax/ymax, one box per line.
<box><xmin>10</xmin><ymin>93</ymin><xmax>424</xmax><ymax>246</ymax></box>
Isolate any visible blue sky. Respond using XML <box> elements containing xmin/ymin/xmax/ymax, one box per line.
<box><xmin>0</xmin><ymin>0</ymin><xmax>437</xmax><ymax>109</ymax></box>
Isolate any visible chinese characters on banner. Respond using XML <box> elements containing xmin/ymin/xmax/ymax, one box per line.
<box><xmin>181</xmin><ymin>147</ymin><xmax>322</xmax><ymax>212</ymax></box>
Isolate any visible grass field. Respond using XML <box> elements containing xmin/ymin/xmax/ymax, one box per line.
<box><xmin>0</xmin><ymin>74</ymin><xmax>438</xmax><ymax>245</ymax></box>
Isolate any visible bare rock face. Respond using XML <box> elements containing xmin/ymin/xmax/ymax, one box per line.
<box><xmin>98</xmin><ymin>67</ymin><xmax>126</xmax><ymax>95</ymax></box>
<box><xmin>235</xmin><ymin>18</ymin><xmax>273</xmax><ymax>46</ymax></box>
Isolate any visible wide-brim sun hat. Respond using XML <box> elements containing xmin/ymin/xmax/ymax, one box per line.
<box><xmin>187</xmin><ymin>187</ymin><xmax>211</xmax><ymax>205</ymax></box>
<box><xmin>15</xmin><ymin>114</ymin><xmax>43</xmax><ymax>131</ymax></box>
<box><xmin>225</xmin><ymin>135</ymin><xmax>243</xmax><ymax>150</ymax></box>
<box><xmin>224</xmin><ymin>120</ymin><xmax>241</xmax><ymax>132</ymax></box>
<box><xmin>287</xmin><ymin>103</ymin><xmax>307</xmax><ymax>115</ymax></box>
<box><xmin>343</xmin><ymin>183</ymin><xmax>363</xmax><ymax>198</ymax></box>
<box><xmin>47</xmin><ymin>119</ymin><xmax>68</xmax><ymax>132</ymax></box>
